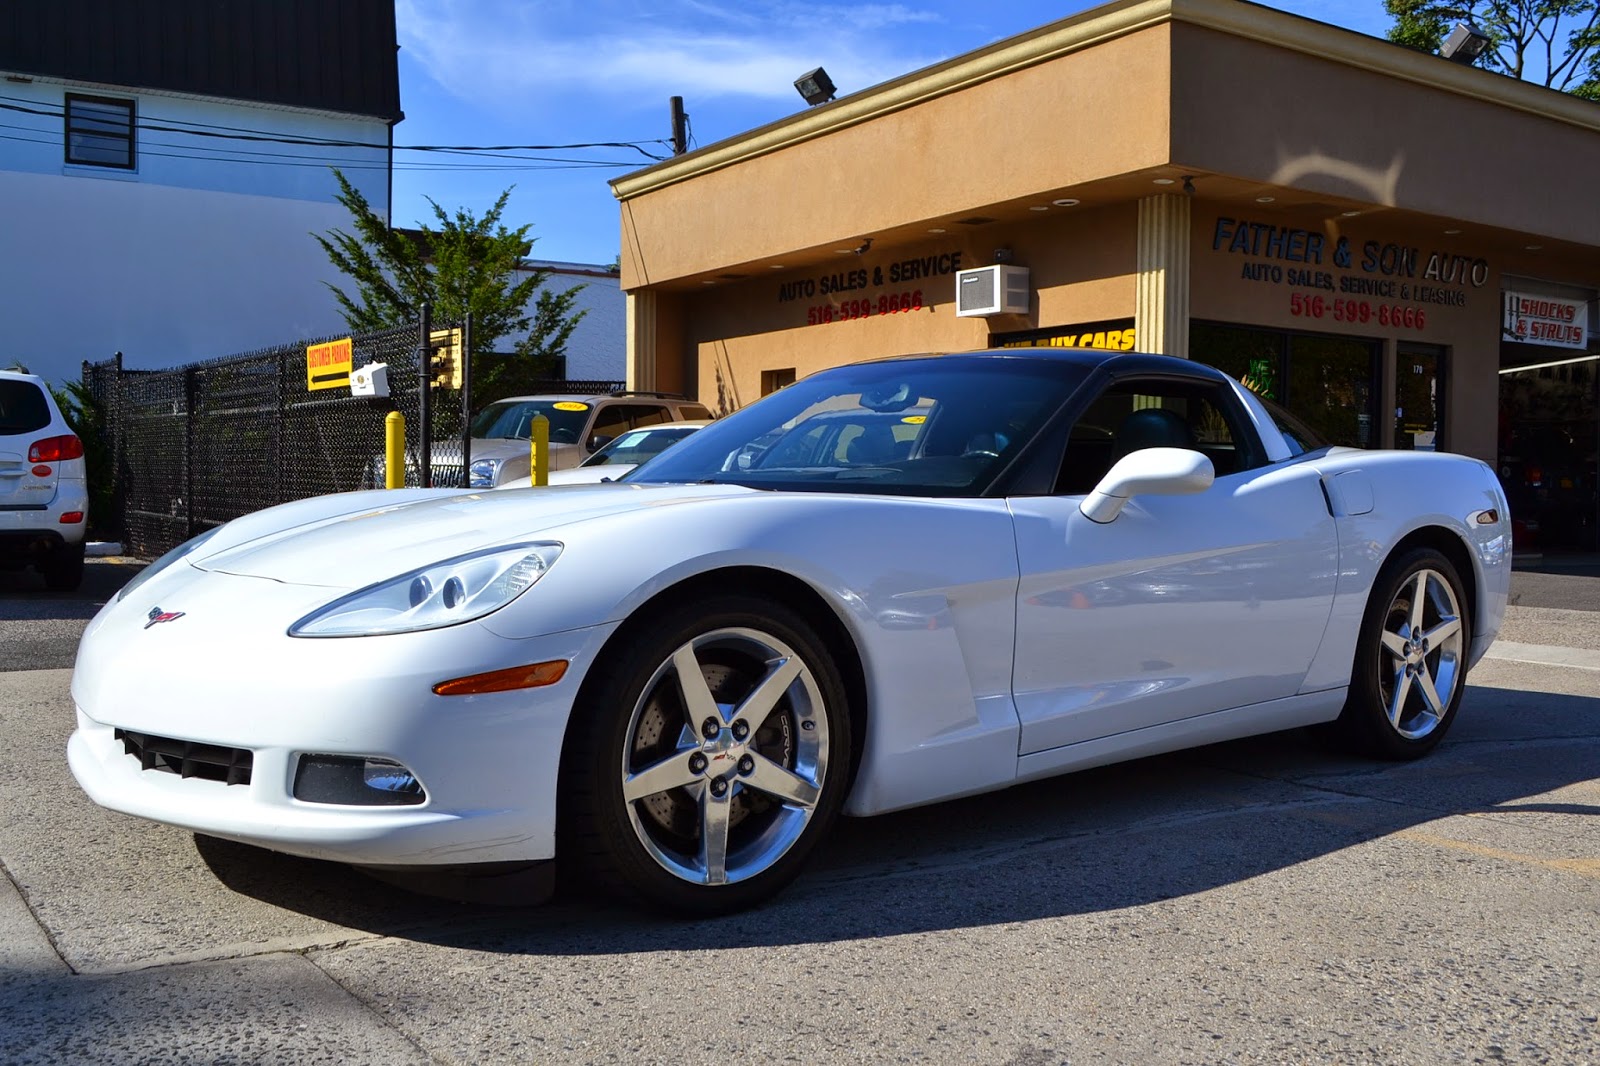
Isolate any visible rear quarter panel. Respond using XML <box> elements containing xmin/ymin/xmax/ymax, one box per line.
<box><xmin>1300</xmin><ymin>449</ymin><xmax>1511</xmax><ymax>692</ymax></box>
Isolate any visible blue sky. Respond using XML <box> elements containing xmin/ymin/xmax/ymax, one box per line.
<box><xmin>390</xmin><ymin>1</ymin><xmax>1393</xmax><ymax>266</ymax></box>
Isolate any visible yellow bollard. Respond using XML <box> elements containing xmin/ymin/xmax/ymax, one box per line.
<box><xmin>384</xmin><ymin>411</ymin><xmax>406</xmax><ymax>489</ymax></box>
<box><xmin>530</xmin><ymin>414</ymin><xmax>549</xmax><ymax>486</ymax></box>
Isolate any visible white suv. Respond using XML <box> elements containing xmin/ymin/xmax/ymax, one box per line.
<box><xmin>0</xmin><ymin>367</ymin><xmax>89</xmax><ymax>590</ymax></box>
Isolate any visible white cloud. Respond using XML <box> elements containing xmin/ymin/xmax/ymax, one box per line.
<box><xmin>397</xmin><ymin>0</ymin><xmax>945</xmax><ymax>105</ymax></box>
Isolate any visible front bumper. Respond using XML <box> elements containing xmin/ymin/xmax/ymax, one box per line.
<box><xmin>68</xmin><ymin>567</ymin><xmax>618</xmax><ymax>869</ymax></box>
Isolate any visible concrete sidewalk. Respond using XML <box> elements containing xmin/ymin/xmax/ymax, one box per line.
<box><xmin>1488</xmin><ymin>603</ymin><xmax>1600</xmax><ymax>671</ymax></box>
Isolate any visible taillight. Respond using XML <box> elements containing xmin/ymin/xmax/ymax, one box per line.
<box><xmin>29</xmin><ymin>435</ymin><xmax>84</xmax><ymax>462</ymax></box>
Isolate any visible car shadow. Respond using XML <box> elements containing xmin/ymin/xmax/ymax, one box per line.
<box><xmin>0</xmin><ymin>558</ymin><xmax>144</xmax><ymax>608</ymax></box>
<box><xmin>194</xmin><ymin>683</ymin><xmax>1600</xmax><ymax>955</ymax></box>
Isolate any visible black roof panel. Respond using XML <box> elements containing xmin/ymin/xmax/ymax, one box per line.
<box><xmin>0</xmin><ymin>0</ymin><xmax>401</xmax><ymax>122</ymax></box>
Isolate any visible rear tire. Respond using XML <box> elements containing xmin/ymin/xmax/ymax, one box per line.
<box><xmin>43</xmin><ymin>542</ymin><xmax>85</xmax><ymax>592</ymax></box>
<box><xmin>1332</xmin><ymin>547</ymin><xmax>1470</xmax><ymax>759</ymax></box>
<box><xmin>560</xmin><ymin>594</ymin><xmax>852</xmax><ymax>916</ymax></box>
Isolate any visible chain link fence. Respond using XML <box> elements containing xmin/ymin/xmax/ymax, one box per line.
<box><xmin>83</xmin><ymin>318</ymin><xmax>622</xmax><ymax>558</ymax></box>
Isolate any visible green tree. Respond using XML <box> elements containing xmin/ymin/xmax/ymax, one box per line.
<box><xmin>1385</xmin><ymin>1</ymin><xmax>1600</xmax><ymax>99</ymax></box>
<box><xmin>314</xmin><ymin>169</ymin><xmax>587</xmax><ymax>406</ymax></box>
<box><xmin>50</xmin><ymin>379</ymin><xmax>115</xmax><ymax>539</ymax></box>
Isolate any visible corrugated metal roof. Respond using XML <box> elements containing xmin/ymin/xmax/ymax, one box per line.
<box><xmin>0</xmin><ymin>0</ymin><xmax>401</xmax><ymax>122</ymax></box>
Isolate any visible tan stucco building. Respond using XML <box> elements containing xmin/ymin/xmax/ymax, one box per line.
<box><xmin>612</xmin><ymin>0</ymin><xmax>1600</xmax><ymax>550</ymax></box>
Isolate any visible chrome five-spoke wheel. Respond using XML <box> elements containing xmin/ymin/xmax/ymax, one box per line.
<box><xmin>622</xmin><ymin>627</ymin><xmax>830</xmax><ymax>887</ymax></box>
<box><xmin>1376</xmin><ymin>567</ymin><xmax>1464</xmax><ymax>741</ymax></box>
<box><xmin>564</xmin><ymin>594</ymin><xmax>851</xmax><ymax>914</ymax></box>
<box><xmin>1335</xmin><ymin>546</ymin><xmax>1472</xmax><ymax>759</ymax></box>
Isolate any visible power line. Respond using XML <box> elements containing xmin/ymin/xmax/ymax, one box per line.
<box><xmin>0</xmin><ymin>94</ymin><xmax>670</xmax><ymax>160</ymax></box>
<box><xmin>0</xmin><ymin>129</ymin><xmax>635</xmax><ymax>171</ymax></box>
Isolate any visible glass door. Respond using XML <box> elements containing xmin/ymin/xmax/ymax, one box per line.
<box><xmin>1396</xmin><ymin>343</ymin><xmax>1446</xmax><ymax>451</ymax></box>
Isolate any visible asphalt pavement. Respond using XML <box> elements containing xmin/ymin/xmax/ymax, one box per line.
<box><xmin>1</xmin><ymin>556</ymin><xmax>1597</xmax><ymax>1064</ymax></box>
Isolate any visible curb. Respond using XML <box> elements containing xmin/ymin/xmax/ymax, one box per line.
<box><xmin>1483</xmin><ymin>640</ymin><xmax>1600</xmax><ymax>672</ymax></box>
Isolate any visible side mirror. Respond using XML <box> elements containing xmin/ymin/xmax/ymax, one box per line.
<box><xmin>1080</xmin><ymin>447</ymin><xmax>1214</xmax><ymax>524</ymax></box>
<box><xmin>587</xmin><ymin>434</ymin><xmax>614</xmax><ymax>453</ymax></box>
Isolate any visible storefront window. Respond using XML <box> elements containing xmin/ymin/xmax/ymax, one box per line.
<box><xmin>1189</xmin><ymin>323</ymin><xmax>1282</xmax><ymax>402</ymax></box>
<box><xmin>1192</xmin><ymin>323</ymin><xmax>1379</xmax><ymax>448</ymax></box>
<box><xmin>1498</xmin><ymin>344</ymin><xmax>1599</xmax><ymax>552</ymax></box>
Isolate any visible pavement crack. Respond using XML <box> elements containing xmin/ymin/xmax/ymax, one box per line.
<box><xmin>69</xmin><ymin>932</ymin><xmax>392</xmax><ymax>977</ymax></box>
<box><xmin>0</xmin><ymin>850</ymin><xmax>78</xmax><ymax>976</ymax></box>
<box><xmin>303</xmin><ymin>948</ymin><xmax>452</xmax><ymax>1066</ymax></box>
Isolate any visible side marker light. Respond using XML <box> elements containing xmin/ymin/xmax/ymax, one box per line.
<box><xmin>433</xmin><ymin>660</ymin><xmax>569</xmax><ymax>696</ymax></box>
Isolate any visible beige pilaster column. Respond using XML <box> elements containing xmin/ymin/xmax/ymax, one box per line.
<box><xmin>1136</xmin><ymin>193</ymin><xmax>1192</xmax><ymax>358</ymax></box>
<box><xmin>625</xmin><ymin>289</ymin><xmax>657</xmax><ymax>391</ymax></box>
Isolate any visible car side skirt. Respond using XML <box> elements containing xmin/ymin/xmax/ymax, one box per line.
<box><xmin>1013</xmin><ymin>688</ymin><xmax>1346</xmax><ymax>787</ymax></box>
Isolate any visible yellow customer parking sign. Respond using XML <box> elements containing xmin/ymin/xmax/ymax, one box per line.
<box><xmin>306</xmin><ymin>338</ymin><xmax>353</xmax><ymax>391</ymax></box>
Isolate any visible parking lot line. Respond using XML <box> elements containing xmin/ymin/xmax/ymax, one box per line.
<box><xmin>1396</xmin><ymin>829</ymin><xmax>1600</xmax><ymax>879</ymax></box>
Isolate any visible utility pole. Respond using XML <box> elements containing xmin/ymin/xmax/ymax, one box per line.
<box><xmin>670</xmin><ymin>96</ymin><xmax>687</xmax><ymax>156</ymax></box>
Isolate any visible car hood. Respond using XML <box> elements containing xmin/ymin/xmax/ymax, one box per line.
<box><xmin>193</xmin><ymin>482</ymin><xmax>751</xmax><ymax>589</ymax></box>
<box><xmin>471</xmin><ymin>438</ymin><xmax>581</xmax><ymax>462</ymax></box>
<box><xmin>499</xmin><ymin>464</ymin><xmax>639</xmax><ymax>489</ymax></box>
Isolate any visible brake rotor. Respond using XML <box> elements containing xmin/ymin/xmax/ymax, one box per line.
<box><xmin>630</xmin><ymin>656</ymin><xmax>796</xmax><ymax>846</ymax></box>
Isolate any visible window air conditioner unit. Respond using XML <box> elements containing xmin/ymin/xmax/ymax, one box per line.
<box><xmin>954</xmin><ymin>265</ymin><xmax>1030</xmax><ymax>317</ymax></box>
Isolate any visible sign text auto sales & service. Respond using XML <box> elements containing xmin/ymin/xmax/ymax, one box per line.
<box><xmin>776</xmin><ymin>252</ymin><xmax>964</xmax><ymax>326</ymax></box>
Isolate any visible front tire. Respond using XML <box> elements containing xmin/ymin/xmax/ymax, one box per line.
<box><xmin>1334</xmin><ymin>547</ymin><xmax>1471</xmax><ymax>759</ymax></box>
<box><xmin>561</xmin><ymin>595</ymin><xmax>852</xmax><ymax>915</ymax></box>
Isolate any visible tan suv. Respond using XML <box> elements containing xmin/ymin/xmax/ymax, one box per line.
<box><xmin>1</xmin><ymin>367</ymin><xmax>89</xmax><ymax>590</ymax></box>
<box><xmin>466</xmin><ymin>390</ymin><xmax>714</xmax><ymax>488</ymax></box>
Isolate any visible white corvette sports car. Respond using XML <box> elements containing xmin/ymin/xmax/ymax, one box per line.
<box><xmin>69</xmin><ymin>350</ymin><xmax>1511</xmax><ymax>914</ymax></box>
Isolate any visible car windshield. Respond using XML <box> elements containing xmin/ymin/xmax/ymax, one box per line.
<box><xmin>627</xmin><ymin>355</ymin><xmax>1089</xmax><ymax>496</ymax></box>
<box><xmin>470</xmin><ymin>400</ymin><xmax>592</xmax><ymax>445</ymax></box>
<box><xmin>581</xmin><ymin>425</ymin><xmax>701</xmax><ymax>467</ymax></box>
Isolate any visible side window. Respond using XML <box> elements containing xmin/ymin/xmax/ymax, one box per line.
<box><xmin>678</xmin><ymin>403</ymin><xmax>714</xmax><ymax>421</ymax></box>
<box><xmin>589</xmin><ymin>404</ymin><xmax>635</xmax><ymax>444</ymax></box>
<box><xmin>1260</xmin><ymin>396</ymin><xmax>1329</xmax><ymax>458</ymax></box>
<box><xmin>592</xmin><ymin>403</ymin><xmax>670</xmax><ymax>445</ymax></box>
<box><xmin>1054</xmin><ymin>379</ymin><xmax>1262</xmax><ymax>495</ymax></box>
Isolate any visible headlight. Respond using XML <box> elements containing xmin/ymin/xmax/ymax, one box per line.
<box><xmin>469</xmin><ymin>458</ymin><xmax>505</xmax><ymax>488</ymax></box>
<box><xmin>118</xmin><ymin>525</ymin><xmax>224</xmax><ymax>601</ymax></box>
<box><xmin>289</xmin><ymin>542</ymin><xmax>563</xmax><ymax>638</ymax></box>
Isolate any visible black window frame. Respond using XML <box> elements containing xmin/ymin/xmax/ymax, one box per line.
<box><xmin>65</xmin><ymin>93</ymin><xmax>136</xmax><ymax>170</ymax></box>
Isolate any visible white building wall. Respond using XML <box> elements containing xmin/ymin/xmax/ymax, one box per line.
<box><xmin>507</xmin><ymin>262</ymin><xmax>626</xmax><ymax>382</ymax></box>
<box><xmin>0</xmin><ymin>76</ymin><xmax>390</xmax><ymax>385</ymax></box>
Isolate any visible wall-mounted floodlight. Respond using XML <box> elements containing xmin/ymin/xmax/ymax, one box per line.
<box><xmin>1440</xmin><ymin>23</ymin><xmax>1492</xmax><ymax>64</ymax></box>
<box><xmin>794</xmin><ymin>67</ymin><xmax>836</xmax><ymax>106</ymax></box>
